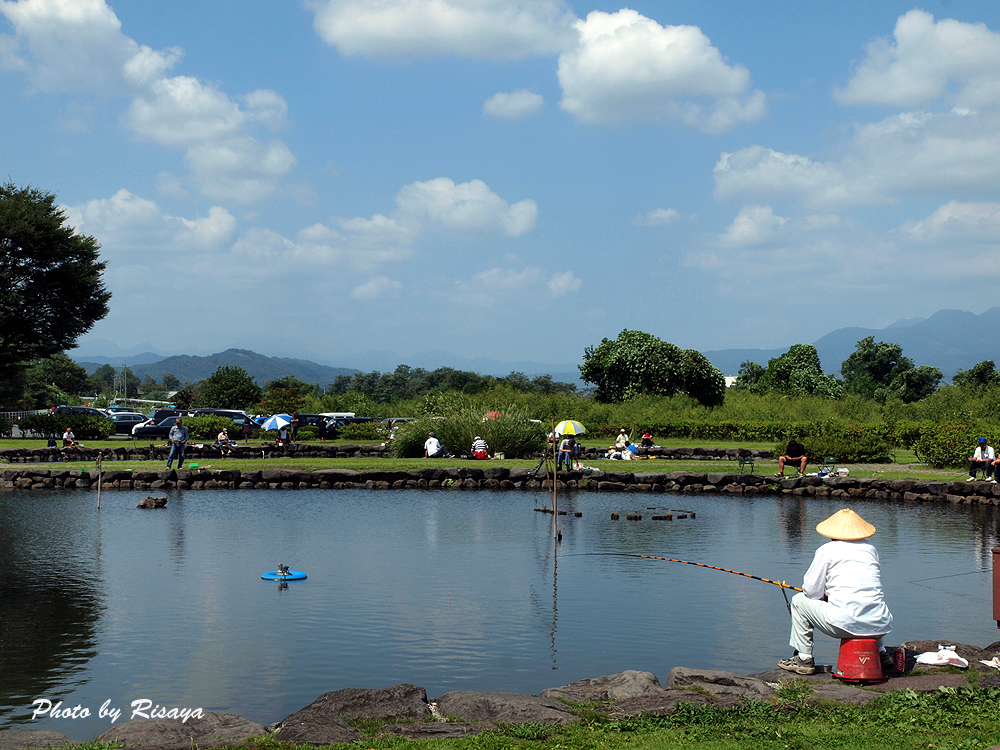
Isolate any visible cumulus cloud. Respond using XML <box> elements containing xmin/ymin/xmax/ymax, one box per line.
<box><xmin>835</xmin><ymin>10</ymin><xmax>1000</xmax><ymax>109</ymax></box>
<box><xmin>557</xmin><ymin>9</ymin><xmax>765</xmax><ymax>132</ymax></box>
<box><xmin>719</xmin><ymin>205</ymin><xmax>788</xmax><ymax>246</ymax></box>
<box><xmin>901</xmin><ymin>200</ymin><xmax>1000</xmax><ymax>242</ymax></box>
<box><xmin>351</xmin><ymin>276</ymin><xmax>403</xmax><ymax>299</ymax></box>
<box><xmin>394</xmin><ymin>177</ymin><xmax>537</xmax><ymax>236</ymax></box>
<box><xmin>307</xmin><ymin>0</ymin><xmax>577</xmax><ymax>59</ymax></box>
<box><xmin>547</xmin><ymin>270</ymin><xmax>581</xmax><ymax>295</ymax></box>
<box><xmin>1</xmin><ymin>0</ymin><xmax>294</xmax><ymax>202</ymax></box>
<box><xmin>483</xmin><ymin>89</ymin><xmax>544</xmax><ymax>119</ymax></box>
<box><xmin>63</xmin><ymin>189</ymin><xmax>236</xmax><ymax>254</ymax></box>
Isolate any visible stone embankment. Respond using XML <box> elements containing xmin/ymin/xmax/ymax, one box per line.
<box><xmin>1</xmin><ymin>465</ymin><xmax>999</xmax><ymax>505</ymax></box>
<box><xmin>2</xmin><ymin>639</ymin><xmax>998</xmax><ymax>750</ymax></box>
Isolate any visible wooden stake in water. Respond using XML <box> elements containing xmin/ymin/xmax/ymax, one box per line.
<box><xmin>96</xmin><ymin>452</ymin><xmax>103</xmax><ymax>510</ymax></box>
<box><xmin>552</xmin><ymin>419</ymin><xmax>558</xmax><ymax>540</ymax></box>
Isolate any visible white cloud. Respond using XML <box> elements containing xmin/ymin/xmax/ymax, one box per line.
<box><xmin>351</xmin><ymin>276</ymin><xmax>403</xmax><ymax>300</ymax></box>
<box><xmin>557</xmin><ymin>9</ymin><xmax>765</xmax><ymax>132</ymax></box>
<box><xmin>483</xmin><ymin>89</ymin><xmax>544</xmax><ymax>119</ymax></box>
<box><xmin>719</xmin><ymin>205</ymin><xmax>788</xmax><ymax>246</ymax></box>
<box><xmin>307</xmin><ymin>0</ymin><xmax>577</xmax><ymax>59</ymax></box>
<box><xmin>1</xmin><ymin>0</ymin><xmax>295</xmax><ymax>202</ymax></box>
<box><xmin>835</xmin><ymin>10</ymin><xmax>1000</xmax><ymax>110</ymax></box>
<box><xmin>547</xmin><ymin>270</ymin><xmax>581</xmax><ymax>295</ymax></box>
<box><xmin>176</xmin><ymin>206</ymin><xmax>238</xmax><ymax>248</ymax></box>
<box><xmin>394</xmin><ymin>177</ymin><xmax>537</xmax><ymax>236</ymax></box>
<box><xmin>633</xmin><ymin>207</ymin><xmax>681</xmax><ymax>226</ymax></box>
<box><xmin>901</xmin><ymin>200</ymin><xmax>1000</xmax><ymax>242</ymax></box>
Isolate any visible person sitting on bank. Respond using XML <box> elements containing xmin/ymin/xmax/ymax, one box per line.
<box><xmin>557</xmin><ymin>436</ymin><xmax>575</xmax><ymax>469</ymax></box>
<box><xmin>62</xmin><ymin>427</ymin><xmax>76</xmax><ymax>447</ymax></box>
<box><xmin>217</xmin><ymin>428</ymin><xmax>236</xmax><ymax>456</ymax></box>
<box><xmin>778</xmin><ymin>508</ymin><xmax>894</xmax><ymax>676</ymax></box>
<box><xmin>776</xmin><ymin>438</ymin><xmax>808</xmax><ymax>477</ymax></box>
<box><xmin>424</xmin><ymin>432</ymin><xmax>450</xmax><ymax>458</ymax></box>
<box><xmin>613</xmin><ymin>429</ymin><xmax>629</xmax><ymax>451</ymax></box>
<box><xmin>471</xmin><ymin>435</ymin><xmax>490</xmax><ymax>460</ymax></box>
<box><xmin>641</xmin><ymin>430</ymin><xmax>654</xmax><ymax>448</ymax></box>
<box><xmin>969</xmin><ymin>437</ymin><xmax>995</xmax><ymax>481</ymax></box>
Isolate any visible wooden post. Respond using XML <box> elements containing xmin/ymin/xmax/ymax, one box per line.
<box><xmin>552</xmin><ymin>419</ymin><xmax>558</xmax><ymax>540</ymax></box>
<box><xmin>993</xmin><ymin>548</ymin><xmax>999</xmax><ymax>628</ymax></box>
<box><xmin>96</xmin><ymin>452</ymin><xmax>102</xmax><ymax>510</ymax></box>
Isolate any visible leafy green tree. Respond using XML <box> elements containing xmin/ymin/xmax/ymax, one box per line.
<box><xmin>199</xmin><ymin>365</ymin><xmax>262</xmax><ymax>409</ymax></box>
<box><xmin>30</xmin><ymin>353</ymin><xmax>89</xmax><ymax>395</ymax></box>
<box><xmin>0</xmin><ymin>183</ymin><xmax>111</xmax><ymax>393</ymax></box>
<box><xmin>161</xmin><ymin>372</ymin><xmax>181</xmax><ymax>391</ymax></box>
<box><xmin>579</xmin><ymin>329</ymin><xmax>725</xmax><ymax>407</ymax></box>
<box><xmin>841</xmin><ymin>337</ymin><xmax>914</xmax><ymax>401</ymax></box>
<box><xmin>756</xmin><ymin>344</ymin><xmax>843</xmax><ymax>398</ymax></box>
<box><xmin>256</xmin><ymin>387</ymin><xmax>304</xmax><ymax>415</ymax></box>
<box><xmin>90</xmin><ymin>363</ymin><xmax>116</xmax><ymax>393</ymax></box>
<box><xmin>732</xmin><ymin>360</ymin><xmax>765</xmax><ymax>391</ymax></box>
<box><xmin>952</xmin><ymin>360</ymin><xmax>1000</xmax><ymax>388</ymax></box>
<box><xmin>889</xmin><ymin>365</ymin><xmax>943</xmax><ymax>403</ymax></box>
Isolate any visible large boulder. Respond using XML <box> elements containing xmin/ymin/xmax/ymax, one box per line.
<box><xmin>541</xmin><ymin>670</ymin><xmax>665</xmax><ymax>702</ymax></box>
<box><xmin>97</xmin><ymin>711</ymin><xmax>266</xmax><ymax>750</ymax></box>
<box><xmin>434</xmin><ymin>692</ymin><xmax>577</xmax><ymax>724</ymax></box>
<box><xmin>0</xmin><ymin>728</ymin><xmax>74</xmax><ymax>750</ymax></box>
<box><xmin>272</xmin><ymin>684</ymin><xmax>429</xmax><ymax>745</ymax></box>
<box><xmin>665</xmin><ymin>668</ymin><xmax>773</xmax><ymax>703</ymax></box>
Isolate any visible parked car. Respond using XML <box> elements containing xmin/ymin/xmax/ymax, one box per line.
<box><xmin>132</xmin><ymin>416</ymin><xmax>183</xmax><ymax>439</ymax></box>
<box><xmin>53</xmin><ymin>405</ymin><xmax>112</xmax><ymax>420</ymax></box>
<box><xmin>110</xmin><ymin>412</ymin><xmax>147</xmax><ymax>434</ymax></box>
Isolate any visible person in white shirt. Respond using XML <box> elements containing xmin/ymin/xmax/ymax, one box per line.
<box><xmin>778</xmin><ymin>508</ymin><xmax>894</xmax><ymax>676</ymax></box>
<box><xmin>424</xmin><ymin>432</ymin><xmax>448</xmax><ymax>458</ymax></box>
<box><xmin>969</xmin><ymin>437</ymin><xmax>995</xmax><ymax>481</ymax></box>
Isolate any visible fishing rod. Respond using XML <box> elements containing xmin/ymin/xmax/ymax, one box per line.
<box><xmin>578</xmin><ymin>552</ymin><xmax>803</xmax><ymax>612</ymax></box>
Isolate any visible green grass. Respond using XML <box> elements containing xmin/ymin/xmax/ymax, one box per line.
<box><xmin>50</xmin><ymin>686</ymin><xmax>1000</xmax><ymax>750</ymax></box>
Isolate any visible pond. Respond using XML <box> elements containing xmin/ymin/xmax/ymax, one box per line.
<box><xmin>1</xmin><ymin>488</ymin><xmax>997</xmax><ymax>740</ymax></box>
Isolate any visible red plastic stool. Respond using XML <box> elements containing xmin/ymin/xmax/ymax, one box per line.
<box><xmin>833</xmin><ymin>638</ymin><xmax>887</xmax><ymax>684</ymax></box>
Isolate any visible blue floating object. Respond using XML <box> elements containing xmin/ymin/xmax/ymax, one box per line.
<box><xmin>262</xmin><ymin>569</ymin><xmax>307</xmax><ymax>581</ymax></box>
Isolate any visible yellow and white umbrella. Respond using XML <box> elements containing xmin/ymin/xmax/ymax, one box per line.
<box><xmin>554</xmin><ymin>420</ymin><xmax>586</xmax><ymax>436</ymax></box>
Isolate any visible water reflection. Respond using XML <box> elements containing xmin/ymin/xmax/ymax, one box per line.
<box><xmin>0</xmin><ymin>489</ymin><xmax>996</xmax><ymax>741</ymax></box>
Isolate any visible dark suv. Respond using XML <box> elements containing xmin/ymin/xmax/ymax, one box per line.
<box><xmin>53</xmin><ymin>405</ymin><xmax>112</xmax><ymax>420</ymax></box>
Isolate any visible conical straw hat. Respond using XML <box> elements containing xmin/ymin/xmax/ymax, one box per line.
<box><xmin>815</xmin><ymin>508</ymin><xmax>876</xmax><ymax>540</ymax></box>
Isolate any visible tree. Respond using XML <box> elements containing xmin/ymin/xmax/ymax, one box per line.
<box><xmin>755</xmin><ymin>344</ymin><xmax>842</xmax><ymax>398</ymax></box>
<box><xmin>890</xmin><ymin>365</ymin><xmax>943</xmax><ymax>403</ymax></box>
<box><xmin>952</xmin><ymin>361</ymin><xmax>1000</xmax><ymax>389</ymax></box>
<box><xmin>199</xmin><ymin>365</ymin><xmax>262</xmax><ymax>409</ymax></box>
<box><xmin>0</xmin><ymin>183</ymin><xmax>111</xmax><ymax>387</ymax></box>
<box><xmin>31</xmin><ymin>353</ymin><xmax>89</xmax><ymax>396</ymax></box>
<box><xmin>161</xmin><ymin>372</ymin><xmax>181</xmax><ymax>391</ymax></box>
<box><xmin>841</xmin><ymin>337</ymin><xmax>914</xmax><ymax>402</ymax></box>
<box><xmin>579</xmin><ymin>329</ymin><xmax>725</xmax><ymax>407</ymax></box>
<box><xmin>732</xmin><ymin>360</ymin><xmax>765</xmax><ymax>391</ymax></box>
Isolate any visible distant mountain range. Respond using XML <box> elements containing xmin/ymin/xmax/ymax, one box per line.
<box><xmin>703</xmin><ymin>308</ymin><xmax>1000</xmax><ymax>379</ymax></box>
<box><xmin>77</xmin><ymin>348</ymin><xmax>358</xmax><ymax>388</ymax></box>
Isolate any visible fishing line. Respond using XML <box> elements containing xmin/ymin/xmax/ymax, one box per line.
<box><xmin>570</xmin><ymin>552</ymin><xmax>802</xmax><ymax>613</ymax></box>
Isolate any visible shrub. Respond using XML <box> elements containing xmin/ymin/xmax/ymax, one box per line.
<box><xmin>913</xmin><ymin>423</ymin><xmax>985</xmax><ymax>468</ymax></box>
<box><xmin>296</xmin><ymin>426</ymin><xmax>317</xmax><ymax>441</ymax></box>
<box><xmin>338</xmin><ymin>422</ymin><xmax>379</xmax><ymax>441</ymax></box>
<box><xmin>790</xmin><ymin>435</ymin><xmax>893</xmax><ymax>464</ymax></box>
<box><xmin>184</xmin><ymin>415</ymin><xmax>240</xmax><ymax>441</ymax></box>
<box><xmin>390</xmin><ymin>405</ymin><xmax>546</xmax><ymax>458</ymax></box>
<box><xmin>18</xmin><ymin>413</ymin><xmax>113</xmax><ymax>440</ymax></box>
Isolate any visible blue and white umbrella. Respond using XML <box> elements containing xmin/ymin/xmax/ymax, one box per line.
<box><xmin>260</xmin><ymin>413</ymin><xmax>292</xmax><ymax>431</ymax></box>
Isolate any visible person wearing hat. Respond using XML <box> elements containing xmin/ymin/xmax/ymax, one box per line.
<box><xmin>424</xmin><ymin>431</ymin><xmax>449</xmax><ymax>458</ymax></box>
<box><xmin>778</xmin><ymin>508</ymin><xmax>894</xmax><ymax>676</ymax></box>
<box><xmin>969</xmin><ymin>437</ymin><xmax>995</xmax><ymax>481</ymax></box>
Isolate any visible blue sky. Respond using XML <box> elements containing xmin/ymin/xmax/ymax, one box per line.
<box><xmin>3</xmin><ymin>0</ymin><xmax>1000</xmax><ymax>372</ymax></box>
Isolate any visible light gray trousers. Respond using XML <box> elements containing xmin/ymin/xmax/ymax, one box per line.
<box><xmin>789</xmin><ymin>592</ymin><xmax>885</xmax><ymax>656</ymax></box>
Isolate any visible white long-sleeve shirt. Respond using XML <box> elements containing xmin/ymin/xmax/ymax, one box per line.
<box><xmin>802</xmin><ymin>540</ymin><xmax>893</xmax><ymax>636</ymax></box>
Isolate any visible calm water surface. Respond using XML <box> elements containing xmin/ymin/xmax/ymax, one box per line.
<box><xmin>0</xmin><ymin>488</ymin><xmax>997</xmax><ymax>739</ymax></box>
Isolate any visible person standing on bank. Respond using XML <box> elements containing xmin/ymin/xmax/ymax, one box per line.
<box><xmin>166</xmin><ymin>417</ymin><xmax>189</xmax><ymax>470</ymax></box>
<box><xmin>778</xmin><ymin>508</ymin><xmax>894</xmax><ymax>676</ymax></box>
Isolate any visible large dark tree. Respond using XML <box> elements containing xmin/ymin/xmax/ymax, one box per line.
<box><xmin>579</xmin><ymin>329</ymin><xmax>725</xmax><ymax>407</ymax></box>
<box><xmin>0</xmin><ymin>184</ymin><xmax>110</xmax><ymax>381</ymax></box>
<box><xmin>755</xmin><ymin>344</ymin><xmax>843</xmax><ymax>398</ymax></box>
<box><xmin>200</xmin><ymin>365</ymin><xmax>263</xmax><ymax>410</ymax></box>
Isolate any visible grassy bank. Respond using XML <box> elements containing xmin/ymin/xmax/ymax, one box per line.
<box><xmin>59</xmin><ymin>683</ymin><xmax>1000</xmax><ymax>750</ymax></box>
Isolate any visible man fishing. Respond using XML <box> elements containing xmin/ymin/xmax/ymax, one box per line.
<box><xmin>778</xmin><ymin>508</ymin><xmax>894</xmax><ymax>676</ymax></box>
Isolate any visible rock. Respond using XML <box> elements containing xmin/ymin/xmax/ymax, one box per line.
<box><xmin>136</xmin><ymin>495</ymin><xmax>167</xmax><ymax>509</ymax></box>
<box><xmin>666</xmin><ymin>667</ymin><xmax>773</xmax><ymax>703</ymax></box>
<box><xmin>272</xmin><ymin>684</ymin><xmax>428</xmax><ymax>744</ymax></box>
<box><xmin>0</xmin><ymin>728</ymin><xmax>74</xmax><ymax>750</ymax></box>
<box><xmin>541</xmin><ymin>670</ymin><xmax>665</xmax><ymax>702</ymax></box>
<box><xmin>810</xmin><ymin>683</ymin><xmax>882</xmax><ymax>704</ymax></box>
<box><xmin>610</xmin><ymin>690</ymin><xmax>730</xmax><ymax>717</ymax></box>
<box><xmin>97</xmin><ymin>711</ymin><xmax>266</xmax><ymax>750</ymax></box>
<box><xmin>434</xmin><ymin>691</ymin><xmax>577</xmax><ymax>724</ymax></box>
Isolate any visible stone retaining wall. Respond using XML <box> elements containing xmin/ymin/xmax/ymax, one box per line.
<box><xmin>2</xmin><ymin>466</ymin><xmax>997</xmax><ymax>504</ymax></box>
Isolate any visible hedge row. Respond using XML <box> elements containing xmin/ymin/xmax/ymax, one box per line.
<box><xmin>18</xmin><ymin>413</ymin><xmax>114</xmax><ymax>440</ymax></box>
<box><xmin>590</xmin><ymin>419</ymin><xmax>918</xmax><ymax>445</ymax></box>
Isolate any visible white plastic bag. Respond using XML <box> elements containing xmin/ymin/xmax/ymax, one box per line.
<box><xmin>915</xmin><ymin>647</ymin><xmax>968</xmax><ymax>668</ymax></box>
